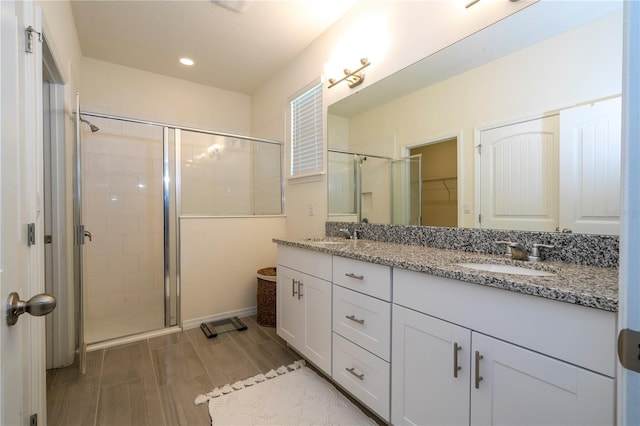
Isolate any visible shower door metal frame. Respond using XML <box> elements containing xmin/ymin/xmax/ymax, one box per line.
<box><xmin>76</xmin><ymin>111</ymin><xmax>182</xmax><ymax>347</ymax></box>
<box><xmin>73</xmin><ymin>93</ymin><xmax>87</xmax><ymax>374</ymax></box>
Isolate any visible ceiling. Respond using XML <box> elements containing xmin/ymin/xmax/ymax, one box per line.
<box><xmin>70</xmin><ymin>0</ymin><xmax>357</xmax><ymax>95</ymax></box>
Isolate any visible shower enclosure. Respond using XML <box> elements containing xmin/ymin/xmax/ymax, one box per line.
<box><xmin>74</xmin><ymin>106</ymin><xmax>282</xmax><ymax>351</ymax></box>
<box><xmin>328</xmin><ymin>150</ymin><xmax>422</xmax><ymax>225</ymax></box>
<box><xmin>76</xmin><ymin>113</ymin><xmax>179</xmax><ymax>345</ymax></box>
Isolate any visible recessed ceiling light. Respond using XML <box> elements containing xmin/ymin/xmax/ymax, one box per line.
<box><xmin>180</xmin><ymin>58</ymin><xmax>194</xmax><ymax>66</ymax></box>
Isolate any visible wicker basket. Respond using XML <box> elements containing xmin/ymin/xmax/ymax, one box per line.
<box><xmin>256</xmin><ymin>267</ymin><xmax>277</xmax><ymax>327</ymax></box>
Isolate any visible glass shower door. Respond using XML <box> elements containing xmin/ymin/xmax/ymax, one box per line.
<box><xmin>79</xmin><ymin>115</ymin><xmax>177</xmax><ymax>344</ymax></box>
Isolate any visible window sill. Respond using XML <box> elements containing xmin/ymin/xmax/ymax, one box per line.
<box><xmin>287</xmin><ymin>172</ymin><xmax>325</xmax><ymax>184</ymax></box>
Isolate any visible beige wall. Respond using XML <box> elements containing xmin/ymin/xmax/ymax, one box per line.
<box><xmin>251</xmin><ymin>0</ymin><xmax>531</xmax><ymax>238</ymax></box>
<box><xmin>81</xmin><ymin>57</ymin><xmax>251</xmax><ymax>133</ymax></box>
<box><xmin>180</xmin><ymin>217</ymin><xmax>286</xmax><ymax>325</ymax></box>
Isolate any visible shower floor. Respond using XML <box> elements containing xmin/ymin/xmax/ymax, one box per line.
<box><xmin>84</xmin><ymin>303</ymin><xmax>165</xmax><ymax>344</ymax></box>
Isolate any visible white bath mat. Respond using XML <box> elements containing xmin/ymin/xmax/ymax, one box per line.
<box><xmin>195</xmin><ymin>360</ymin><xmax>376</xmax><ymax>425</ymax></box>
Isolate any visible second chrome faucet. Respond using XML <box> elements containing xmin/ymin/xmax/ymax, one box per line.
<box><xmin>495</xmin><ymin>241</ymin><xmax>554</xmax><ymax>262</ymax></box>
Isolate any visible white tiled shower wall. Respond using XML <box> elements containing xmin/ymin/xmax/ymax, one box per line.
<box><xmin>82</xmin><ymin>117</ymin><xmax>165</xmax><ymax>343</ymax></box>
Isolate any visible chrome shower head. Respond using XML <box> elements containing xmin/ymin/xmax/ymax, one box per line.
<box><xmin>80</xmin><ymin>116</ymin><xmax>100</xmax><ymax>133</ymax></box>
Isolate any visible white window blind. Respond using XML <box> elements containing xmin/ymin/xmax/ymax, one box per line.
<box><xmin>290</xmin><ymin>83</ymin><xmax>323</xmax><ymax>177</ymax></box>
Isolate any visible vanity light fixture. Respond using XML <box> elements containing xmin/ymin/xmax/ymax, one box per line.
<box><xmin>179</xmin><ymin>57</ymin><xmax>194</xmax><ymax>66</ymax></box>
<box><xmin>327</xmin><ymin>58</ymin><xmax>370</xmax><ymax>89</ymax></box>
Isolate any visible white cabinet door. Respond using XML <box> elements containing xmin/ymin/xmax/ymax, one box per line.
<box><xmin>276</xmin><ymin>262</ymin><xmax>332</xmax><ymax>375</ymax></box>
<box><xmin>471</xmin><ymin>332</ymin><xmax>615</xmax><ymax>426</ymax></box>
<box><xmin>392</xmin><ymin>305</ymin><xmax>471</xmax><ymax>426</ymax></box>
<box><xmin>301</xmin><ymin>272</ymin><xmax>332</xmax><ymax>373</ymax></box>
<box><xmin>479</xmin><ymin>115</ymin><xmax>559</xmax><ymax>231</ymax></box>
<box><xmin>559</xmin><ymin>97</ymin><xmax>621</xmax><ymax>235</ymax></box>
<box><xmin>276</xmin><ymin>265</ymin><xmax>303</xmax><ymax>347</ymax></box>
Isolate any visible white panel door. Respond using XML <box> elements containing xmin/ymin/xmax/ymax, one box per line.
<box><xmin>559</xmin><ymin>97</ymin><xmax>621</xmax><ymax>235</ymax></box>
<box><xmin>479</xmin><ymin>115</ymin><xmax>559</xmax><ymax>231</ymax></box>
<box><xmin>471</xmin><ymin>332</ymin><xmax>615</xmax><ymax>426</ymax></box>
<box><xmin>1</xmin><ymin>1</ymin><xmax>47</xmax><ymax>424</ymax></box>
<box><xmin>392</xmin><ymin>305</ymin><xmax>471</xmax><ymax>426</ymax></box>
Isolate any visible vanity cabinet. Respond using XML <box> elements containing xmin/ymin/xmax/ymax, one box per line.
<box><xmin>275</xmin><ymin>242</ymin><xmax>617</xmax><ymax>426</ymax></box>
<box><xmin>276</xmin><ymin>246</ymin><xmax>332</xmax><ymax>374</ymax></box>
<box><xmin>331</xmin><ymin>257</ymin><xmax>392</xmax><ymax>421</ymax></box>
<box><xmin>392</xmin><ymin>268</ymin><xmax>616</xmax><ymax>426</ymax></box>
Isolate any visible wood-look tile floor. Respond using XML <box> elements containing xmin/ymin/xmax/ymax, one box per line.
<box><xmin>46</xmin><ymin>316</ymin><xmax>302</xmax><ymax>426</ymax></box>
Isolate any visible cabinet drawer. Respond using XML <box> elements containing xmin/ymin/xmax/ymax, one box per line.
<box><xmin>333</xmin><ymin>285</ymin><xmax>391</xmax><ymax>361</ymax></box>
<box><xmin>332</xmin><ymin>333</ymin><xmax>390</xmax><ymax>421</ymax></box>
<box><xmin>277</xmin><ymin>245</ymin><xmax>332</xmax><ymax>281</ymax></box>
<box><xmin>333</xmin><ymin>256</ymin><xmax>391</xmax><ymax>301</ymax></box>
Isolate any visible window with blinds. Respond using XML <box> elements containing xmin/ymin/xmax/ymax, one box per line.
<box><xmin>290</xmin><ymin>83</ymin><xmax>323</xmax><ymax>178</ymax></box>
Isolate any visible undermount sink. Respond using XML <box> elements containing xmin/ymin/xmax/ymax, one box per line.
<box><xmin>304</xmin><ymin>238</ymin><xmax>347</xmax><ymax>245</ymax></box>
<box><xmin>456</xmin><ymin>263</ymin><xmax>556</xmax><ymax>277</ymax></box>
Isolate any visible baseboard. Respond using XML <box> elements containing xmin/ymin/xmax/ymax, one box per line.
<box><xmin>182</xmin><ymin>306</ymin><xmax>257</xmax><ymax>330</ymax></box>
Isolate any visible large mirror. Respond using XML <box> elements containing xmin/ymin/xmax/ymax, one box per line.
<box><xmin>328</xmin><ymin>1</ymin><xmax>623</xmax><ymax>235</ymax></box>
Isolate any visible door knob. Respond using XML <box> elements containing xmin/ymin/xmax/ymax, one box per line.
<box><xmin>6</xmin><ymin>292</ymin><xmax>57</xmax><ymax>326</ymax></box>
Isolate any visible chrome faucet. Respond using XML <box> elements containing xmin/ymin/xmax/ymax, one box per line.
<box><xmin>339</xmin><ymin>228</ymin><xmax>362</xmax><ymax>240</ymax></box>
<box><xmin>530</xmin><ymin>243</ymin><xmax>555</xmax><ymax>262</ymax></box>
<box><xmin>496</xmin><ymin>241</ymin><xmax>555</xmax><ymax>262</ymax></box>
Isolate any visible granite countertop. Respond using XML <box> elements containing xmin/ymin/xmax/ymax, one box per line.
<box><xmin>273</xmin><ymin>238</ymin><xmax>619</xmax><ymax>312</ymax></box>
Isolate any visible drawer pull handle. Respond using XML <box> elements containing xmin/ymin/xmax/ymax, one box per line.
<box><xmin>453</xmin><ymin>342</ymin><xmax>462</xmax><ymax>378</ymax></box>
<box><xmin>297</xmin><ymin>281</ymin><xmax>303</xmax><ymax>300</ymax></box>
<box><xmin>345</xmin><ymin>273</ymin><xmax>364</xmax><ymax>280</ymax></box>
<box><xmin>475</xmin><ymin>351</ymin><xmax>484</xmax><ymax>389</ymax></box>
<box><xmin>292</xmin><ymin>279</ymin><xmax>297</xmax><ymax>297</ymax></box>
<box><xmin>345</xmin><ymin>314</ymin><xmax>364</xmax><ymax>325</ymax></box>
<box><xmin>345</xmin><ymin>367</ymin><xmax>364</xmax><ymax>380</ymax></box>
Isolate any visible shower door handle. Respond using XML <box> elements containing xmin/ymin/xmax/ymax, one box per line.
<box><xmin>76</xmin><ymin>225</ymin><xmax>92</xmax><ymax>244</ymax></box>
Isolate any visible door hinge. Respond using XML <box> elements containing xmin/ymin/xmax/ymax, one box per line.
<box><xmin>27</xmin><ymin>223</ymin><xmax>36</xmax><ymax>246</ymax></box>
<box><xmin>30</xmin><ymin>413</ymin><xmax>37</xmax><ymax>426</ymax></box>
<box><xmin>618</xmin><ymin>328</ymin><xmax>640</xmax><ymax>373</ymax></box>
<box><xmin>476</xmin><ymin>144</ymin><xmax>482</xmax><ymax>155</ymax></box>
<box><xmin>478</xmin><ymin>214</ymin><xmax>482</xmax><ymax>224</ymax></box>
<box><xmin>25</xmin><ymin>25</ymin><xmax>42</xmax><ymax>54</ymax></box>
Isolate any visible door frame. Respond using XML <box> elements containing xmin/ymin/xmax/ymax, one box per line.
<box><xmin>404</xmin><ymin>131</ymin><xmax>463</xmax><ymax>227</ymax></box>
<box><xmin>42</xmin><ymin>32</ymin><xmax>73</xmax><ymax>369</ymax></box>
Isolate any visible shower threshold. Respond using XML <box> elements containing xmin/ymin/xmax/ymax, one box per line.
<box><xmin>200</xmin><ymin>316</ymin><xmax>248</xmax><ymax>339</ymax></box>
